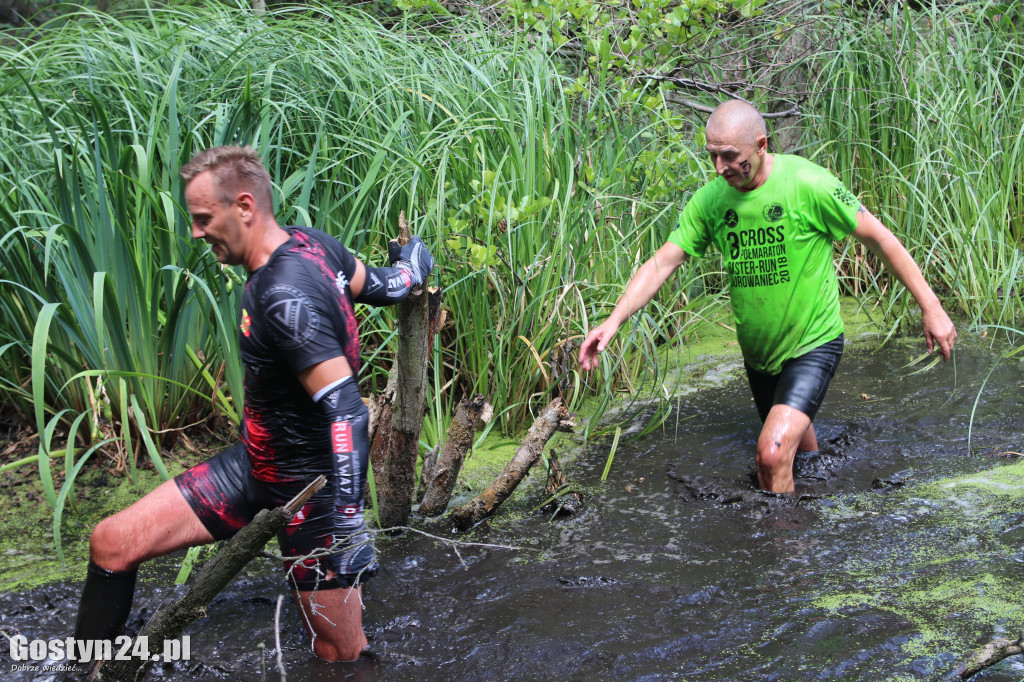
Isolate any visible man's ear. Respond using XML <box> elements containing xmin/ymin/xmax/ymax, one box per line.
<box><xmin>756</xmin><ymin>134</ymin><xmax>769</xmax><ymax>154</ymax></box>
<box><xmin>234</xmin><ymin>192</ymin><xmax>257</xmax><ymax>220</ymax></box>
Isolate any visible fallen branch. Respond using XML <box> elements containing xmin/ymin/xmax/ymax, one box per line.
<box><xmin>637</xmin><ymin>74</ymin><xmax>803</xmax><ymax>119</ymax></box>
<box><xmin>939</xmin><ymin>634</ymin><xmax>1024</xmax><ymax>681</ymax></box>
<box><xmin>259</xmin><ymin>525</ymin><xmax>518</xmax><ymax>570</ymax></box>
<box><xmin>418</xmin><ymin>394</ymin><xmax>492</xmax><ymax>517</ymax></box>
<box><xmin>273</xmin><ymin>595</ymin><xmax>286</xmax><ymax>681</ymax></box>
<box><xmin>449</xmin><ymin>398</ymin><xmax>574</xmax><ymax>530</ymax></box>
<box><xmin>415</xmin><ymin>444</ymin><xmax>440</xmax><ymax>504</ymax></box>
<box><xmin>94</xmin><ymin>476</ymin><xmax>326</xmax><ymax>682</ymax></box>
<box><xmin>377</xmin><ymin>526</ymin><xmax>517</xmax><ymax>566</ymax></box>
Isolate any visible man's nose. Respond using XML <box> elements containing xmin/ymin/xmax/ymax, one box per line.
<box><xmin>191</xmin><ymin>223</ymin><xmax>204</xmax><ymax>239</ymax></box>
<box><xmin>714</xmin><ymin>157</ymin><xmax>728</xmax><ymax>174</ymax></box>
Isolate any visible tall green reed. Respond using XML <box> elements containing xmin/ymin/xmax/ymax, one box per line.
<box><xmin>0</xmin><ymin>0</ymin><xmax>711</xmax><ymax>512</ymax></box>
<box><xmin>808</xmin><ymin>0</ymin><xmax>1024</xmax><ymax>333</ymax></box>
<box><xmin>5</xmin><ymin>1</ymin><xmax>1018</xmax><ymax>499</ymax></box>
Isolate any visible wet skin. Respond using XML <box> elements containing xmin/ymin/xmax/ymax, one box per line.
<box><xmin>756</xmin><ymin>404</ymin><xmax>813</xmax><ymax>494</ymax></box>
<box><xmin>185</xmin><ymin>170</ymin><xmax>250</xmax><ymax>267</ymax></box>
<box><xmin>704</xmin><ymin>126</ymin><xmax>771</xmax><ymax>192</ymax></box>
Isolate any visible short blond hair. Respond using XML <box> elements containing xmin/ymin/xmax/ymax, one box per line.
<box><xmin>180</xmin><ymin>146</ymin><xmax>273</xmax><ymax>212</ymax></box>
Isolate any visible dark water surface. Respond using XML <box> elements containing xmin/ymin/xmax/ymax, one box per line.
<box><xmin>3</xmin><ymin>339</ymin><xmax>1024</xmax><ymax>681</ymax></box>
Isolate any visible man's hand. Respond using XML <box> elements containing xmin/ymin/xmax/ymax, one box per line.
<box><xmin>852</xmin><ymin>212</ymin><xmax>958</xmax><ymax>362</ymax></box>
<box><xmin>922</xmin><ymin>305</ymin><xmax>957</xmax><ymax>361</ymax></box>
<box><xmin>577</xmin><ymin>242</ymin><xmax>687</xmax><ymax>371</ymax></box>
<box><xmin>578</xmin><ymin>319</ymin><xmax>621</xmax><ymax>371</ymax></box>
<box><xmin>388</xmin><ymin>236</ymin><xmax>434</xmax><ymax>288</ymax></box>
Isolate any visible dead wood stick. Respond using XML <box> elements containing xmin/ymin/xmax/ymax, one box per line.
<box><xmin>415</xmin><ymin>444</ymin><xmax>440</xmax><ymax>504</ymax></box>
<box><xmin>939</xmin><ymin>635</ymin><xmax>1024</xmax><ymax>681</ymax></box>
<box><xmin>418</xmin><ymin>394</ymin><xmax>491</xmax><ymax>517</ymax></box>
<box><xmin>449</xmin><ymin>398</ymin><xmax>574</xmax><ymax>530</ymax></box>
<box><xmin>369</xmin><ymin>211</ymin><xmax>442</xmax><ymax>529</ymax></box>
<box><xmin>95</xmin><ymin>476</ymin><xmax>326</xmax><ymax>682</ymax></box>
<box><xmin>539</xmin><ymin>449</ymin><xmax>583</xmax><ymax>516</ymax></box>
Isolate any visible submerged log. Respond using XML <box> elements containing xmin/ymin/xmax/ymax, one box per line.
<box><xmin>449</xmin><ymin>398</ymin><xmax>574</xmax><ymax>530</ymax></box>
<box><xmin>418</xmin><ymin>394</ymin><xmax>491</xmax><ymax>517</ymax></box>
<box><xmin>94</xmin><ymin>476</ymin><xmax>326</xmax><ymax>682</ymax></box>
<box><xmin>940</xmin><ymin>635</ymin><xmax>1024</xmax><ymax>681</ymax></box>
<box><xmin>369</xmin><ymin>211</ymin><xmax>443</xmax><ymax>529</ymax></box>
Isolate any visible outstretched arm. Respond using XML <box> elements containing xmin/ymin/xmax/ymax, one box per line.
<box><xmin>578</xmin><ymin>241</ymin><xmax>689</xmax><ymax>371</ymax></box>
<box><xmin>851</xmin><ymin>208</ymin><xmax>957</xmax><ymax>360</ymax></box>
<box><xmin>351</xmin><ymin>236</ymin><xmax>434</xmax><ymax>306</ymax></box>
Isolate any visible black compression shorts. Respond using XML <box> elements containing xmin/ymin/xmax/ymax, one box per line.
<box><xmin>744</xmin><ymin>334</ymin><xmax>844</xmax><ymax>423</ymax></box>
<box><xmin>174</xmin><ymin>444</ymin><xmax>377</xmax><ymax>590</ymax></box>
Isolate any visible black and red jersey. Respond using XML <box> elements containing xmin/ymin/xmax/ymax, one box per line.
<box><xmin>238</xmin><ymin>226</ymin><xmax>361</xmax><ymax>483</ymax></box>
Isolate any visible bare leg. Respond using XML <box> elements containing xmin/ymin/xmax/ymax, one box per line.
<box><xmin>798</xmin><ymin>423</ymin><xmax>818</xmax><ymax>453</ymax></box>
<box><xmin>756</xmin><ymin>404</ymin><xmax>812</xmax><ymax>494</ymax></box>
<box><xmin>293</xmin><ymin>582</ymin><xmax>368</xmax><ymax>661</ymax></box>
<box><xmin>90</xmin><ymin>478</ymin><xmax>215</xmax><ymax>571</ymax></box>
<box><xmin>77</xmin><ymin>478</ymin><xmax>216</xmax><ymax>644</ymax></box>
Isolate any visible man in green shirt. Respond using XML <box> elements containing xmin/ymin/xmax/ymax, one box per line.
<box><xmin>578</xmin><ymin>100</ymin><xmax>957</xmax><ymax>494</ymax></box>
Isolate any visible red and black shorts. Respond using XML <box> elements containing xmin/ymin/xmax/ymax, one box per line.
<box><xmin>174</xmin><ymin>444</ymin><xmax>377</xmax><ymax>590</ymax></box>
<box><xmin>744</xmin><ymin>334</ymin><xmax>844</xmax><ymax>423</ymax></box>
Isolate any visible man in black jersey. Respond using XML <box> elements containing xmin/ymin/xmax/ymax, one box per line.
<box><xmin>73</xmin><ymin>146</ymin><xmax>434</xmax><ymax>662</ymax></box>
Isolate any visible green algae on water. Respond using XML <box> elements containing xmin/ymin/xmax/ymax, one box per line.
<box><xmin>813</xmin><ymin>460</ymin><xmax>1024</xmax><ymax>672</ymax></box>
<box><xmin>0</xmin><ymin>466</ymin><xmax>184</xmax><ymax>592</ymax></box>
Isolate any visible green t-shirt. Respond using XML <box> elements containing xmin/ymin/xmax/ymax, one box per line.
<box><xmin>668</xmin><ymin>154</ymin><xmax>859</xmax><ymax>374</ymax></box>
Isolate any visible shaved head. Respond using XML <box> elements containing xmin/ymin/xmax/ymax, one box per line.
<box><xmin>704</xmin><ymin>100</ymin><xmax>772</xmax><ymax>190</ymax></box>
<box><xmin>706</xmin><ymin>100</ymin><xmax>767</xmax><ymax>146</ymax></box>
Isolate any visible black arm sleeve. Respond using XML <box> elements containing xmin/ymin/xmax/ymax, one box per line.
<box><xmin>355</xmin><ymin>236</ymin><xmax>434</xmax><ymax>306</ymax></box>
<box><xmin>313</xmin><ymin>376</ymin><xmax>370</xmax><ymax>510</ymax></box>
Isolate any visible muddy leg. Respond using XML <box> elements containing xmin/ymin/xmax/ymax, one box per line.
<box><xmin>88</xmin><ymin>478</ymin><xmax>215</xmax><ymax>572</ymax></box>
<box><xmin>293</xmin><ymin>582</ymin><xmax>368</xmax><ymax>661</ymax></box>
<box><xmin>76</xmin><ymin>479</ymin><xmax>214</xmax><ymax>643</ymax></box>
<box><xmin>798</xmin><ymin>423</ymin><xmax>818</xmax><ymax>453</ymax></box>
<box><xmin>756</xmin><ymin>404</ymin><xmax>812</xmax><ymax>494</ymax></box>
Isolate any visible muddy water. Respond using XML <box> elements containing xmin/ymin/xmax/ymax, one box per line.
<box><xmin>3</xmin><ymin>339</ymin><xmax>1024</xmax><ymax>681</ymax></box>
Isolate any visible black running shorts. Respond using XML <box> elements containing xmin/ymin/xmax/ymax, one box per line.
<box><xmin>174</xmin><ymin>444</ymin><xmax>377</xmax><ymax>590</ymax></box>
<box><xmin>744</xmin><ymin>334</ymin><xmax>844</xmax><ymax>423</ymax></box>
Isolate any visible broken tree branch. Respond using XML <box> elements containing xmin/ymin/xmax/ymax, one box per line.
<box><xmin>415</xmin><ymin>444</ymin><xmax>440</xmax><ymax>504</ymax></box>
<box><xmin>538</xmin><ymin>449</ymin><xmax>583</xmax><ymax>516</ymax></box>
<box><xmin>449</xmin><ymin>398</ymin><xmax>574</xmax><ymax>530</ymax></box>
<box><xmin>95</xmin><ymin>476</ymin><xmax>326</xmax><ymax>682</ymax></box>
<box><xmin>419</xmin><ymin>394</ymin><xmax>492</xmax><ymax>516</ymax></box>
<box><xmin>939</xmin><ymin>634</ymin><xmax>1024</xmax><ymax>681</ymax></box>
<box><xmin>669</xmin><ymin>96</ymin><xmax>800</xmax><ymax>118</ymax></box>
